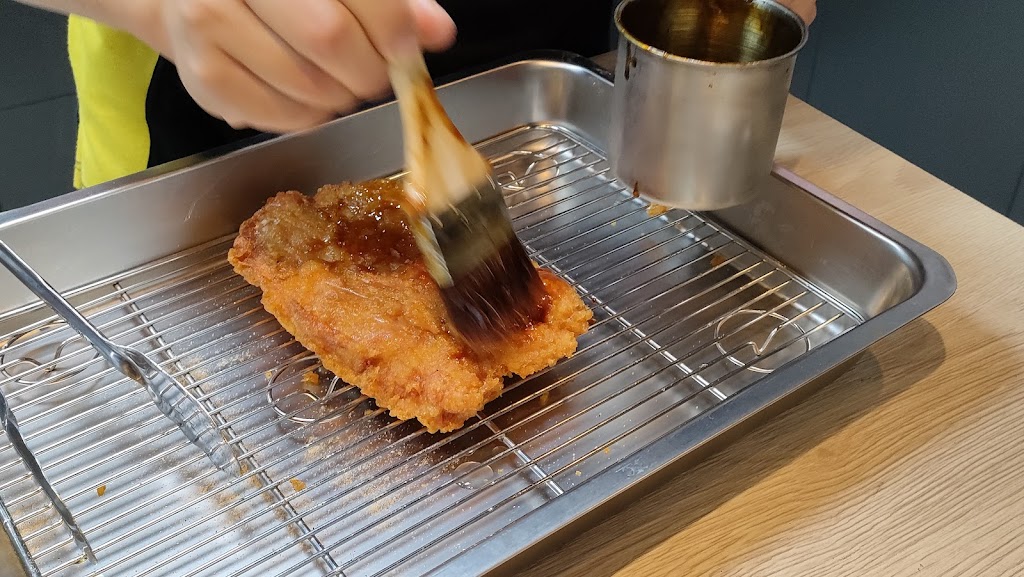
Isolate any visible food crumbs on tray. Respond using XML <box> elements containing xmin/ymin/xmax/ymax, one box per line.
<box><xmin>96</xmin><ymin>484</ymin><xmax>106</xmax><ymax>497</ymax></box>
<box><xmin>264</xmin><ymin>370</ymin><xmax>274</xmax><ymax>381</ymax></box>
<box><xmin>575</xmin><ymin>470</ymin><xmax>582</xmax><ymax>477</ymax></box>
<box><xmin>710</xmin><ymin>253</ymin><xmax>728</xmax><ymax>268</ymax></box>
<box><xmin>538</xmin><ymin>391</ymin><xmax>551</xmax><ymax>407</ymax></box>
<box><xmin>646</xmin><ymin>203</ymin><xmax>669</xmax><ymax>217</ymax></box>
<box><xmin>289</xmin><ymin>478</ymin><xmax>306</xmax><ymax>491</ymax></box>
<box><xmin>302</xmin><ymin>371</ymin><xmax>320</xmax><ymax>393</ymax></box>
<box><xmin>603</xmin><ymin>447</ymin><xmax>611</xmax><ymax>454</ymax></box>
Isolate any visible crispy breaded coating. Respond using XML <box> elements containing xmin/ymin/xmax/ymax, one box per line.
<box><xmin>228</xmin><ymin>179</ymin><xmax>591</xmax><ymax>432</ymax></box>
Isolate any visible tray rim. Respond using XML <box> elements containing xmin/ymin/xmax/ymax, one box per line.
<box><xmin>0</xmin><ymin>51</ymin><xmax>604</xmax><ymax>231</ymax></box>
<box><xmin>0</xmin><ymin>51</ymin><xmax>956</xmax><ymax>577</ymax></box>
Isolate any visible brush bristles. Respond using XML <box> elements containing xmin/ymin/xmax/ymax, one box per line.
<box><xmin>389</xmin><ymin>51</ymin><xmax>547</xmax><ymax>342</ymax></box>
<box><xmin>439</xmin><ymin>235</ymin><xmax>549</xmax><ymax>345</ymax></box>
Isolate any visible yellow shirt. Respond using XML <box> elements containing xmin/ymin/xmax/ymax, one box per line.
<box><xmin>67</xmin><ymin>15</ymin><xmax>158</xmax><ymax>189</ymax></box>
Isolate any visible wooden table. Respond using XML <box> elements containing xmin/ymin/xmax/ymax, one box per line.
<box><xmin>519</xmin><ymin>90</ymin><xmax>1024</xmax><ymax>576</ymax></box>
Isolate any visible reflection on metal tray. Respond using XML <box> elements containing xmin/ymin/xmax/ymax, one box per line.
<box><xmin>0</xmin><ymin>54</ymin><xmax>954</xmax><ymax>577</ymax></box>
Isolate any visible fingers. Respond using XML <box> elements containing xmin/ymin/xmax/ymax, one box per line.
<box><xmin>245</xmin><ymin>0</ymin><xmax>456</xmax><ymax>99</ymax></box>
<box><xmin>207</xmin><ymin>0</ymin><xmax>359</xmax><ymax>111</ymax></box>
<box><xmin>184</xmin><ymin>50</ymin><xmax>340</xmax><ymax>133</ymax></box>
<box><xmin>779</xmin><ymin>0</ymin><xmax>816</xmax><ymax>24</ymax></box>
<box><xmin>340</xmin><ymin>0</ymin><xmax>422</xmax><ymax>59</ymax></box>
<box><xmin>344</xmin><ymin>0</ymin><xmax>457</xmax><ymax>57</ymax></box>
<box><xmin>245</xmin><ymin>0</ymin><xmax>391</xmax><ymax>100</ymax></box>
<box><xmin>410</xmin><ymin>0</ymin><xmax>457</xmax><ymax>52</ymax></box>
<box><xmin>162</xmin><ymin>0</ymin><xmax>458</xmax><ymax>133</ymax></box>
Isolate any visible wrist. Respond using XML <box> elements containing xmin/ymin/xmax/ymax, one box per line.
<box><xmin>101</xmin><ymin>0</ymin><xmax>173</xmax><ymax>60</ymax></box>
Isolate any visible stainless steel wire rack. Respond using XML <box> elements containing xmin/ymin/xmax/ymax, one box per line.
<box><xmin>0</xmin><ymin>124</ymin><xmax>861</xmax><ymax>576</ymax></box>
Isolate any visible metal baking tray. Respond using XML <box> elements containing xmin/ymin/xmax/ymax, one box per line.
<box><xmin>0</xmin><ymin>53</ymin><xmax>955</xmax><ymax>577</ymax></box>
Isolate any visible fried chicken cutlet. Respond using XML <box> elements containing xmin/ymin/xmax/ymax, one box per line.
<box><xmin>228</xmin><ymin>178</ymin><xmax>592</xmax><ymax>433</ymax></box>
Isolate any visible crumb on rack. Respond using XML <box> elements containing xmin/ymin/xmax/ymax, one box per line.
<box><xmin>96</xmin><ymin>484</ymin><xmax>106</xmax><ymax>497</ymax></box>
<box><xmin>574</xmin><ymin>470</ymin><xmax>582</xmax><ymax>477</ymax></box>
<box><xmin>710</xmin><ymin>253</ymin><xmax>728</xmax><ymax>268</ymax></box>
<box><xmin>646</xmin><ymin>203</ymin><xmax>669</xmax><ymax>217</ymax></box>
<box><xmin>603</xmin><ymin>447</ymin><xmax>611</xmax><ymax>454</ymax></box>
<box><xmin>302</xmin><ymin>371</ymin><xmax>320</xmax><ymax>393</ymax></box>
<box><xmin>289</xmin><ymin>478</ymin><xmax>306</xmax><ymax>492</ymax></box>
<box><xmin>264</xmin><ymin>370</ymin><xmax>274</xmax><ymax>381</ymax></box>
<box><xmin>539</xmin><ymin>391</ymin><xmax>551</xmax><ymax>407</ymax></box>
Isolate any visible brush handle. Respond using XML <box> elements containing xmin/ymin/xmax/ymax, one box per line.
<box><xmin>388</xmin><ymin>52</ymin><xmax>492</xmax><ymax>216</ymax></box>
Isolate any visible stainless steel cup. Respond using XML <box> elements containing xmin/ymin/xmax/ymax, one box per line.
<box><xmin>609</xmin><ymin>0</ymin><xmax>808</xmax><ymax>210</ymax></box>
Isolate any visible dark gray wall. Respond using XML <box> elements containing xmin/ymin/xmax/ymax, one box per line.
<box><xmin>0</xmin><ymin>0</ymin><xmax>77</xmax><ymax>210</ymax></box>
<box><xmin>790</xmin><ymin>1</ymin><xmax>1024</xmax><ymax>217</ymax></box>
<box><xmin>2</xmin><ymin>0</ymin><xmax>1023</xmax><ymax>223</ymax></box>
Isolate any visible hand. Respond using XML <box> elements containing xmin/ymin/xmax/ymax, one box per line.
<box><xmin>132</xmin><ymin>0</ymin><xmax>456</xmax><ymax>133</ymax></box>
<box><xmin>779</xmin><ymin>0</ymin><xmax>816</xmax><ymax>24</ymax></box>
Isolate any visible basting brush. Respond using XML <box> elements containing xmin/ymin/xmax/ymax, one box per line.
<box><xmin>388</xmin><ymin>51</ymin><xmax>549</xmax><ymax>345</ymax></box>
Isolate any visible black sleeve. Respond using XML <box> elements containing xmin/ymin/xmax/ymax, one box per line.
<box><xmin>426</xmin><ymin>0</ymin><xmax>616</xmax><ymax>76</ymax></box>
<box><xmin>145</xmin><ymin>57</ymin><xmax>261</xmax><ymax>169</ymax></box>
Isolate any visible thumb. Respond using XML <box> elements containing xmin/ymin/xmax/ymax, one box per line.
<box><xmin>410</xmin><ymin>0</ymin><xmax>457</xmax><ymax>52</ymax></box>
